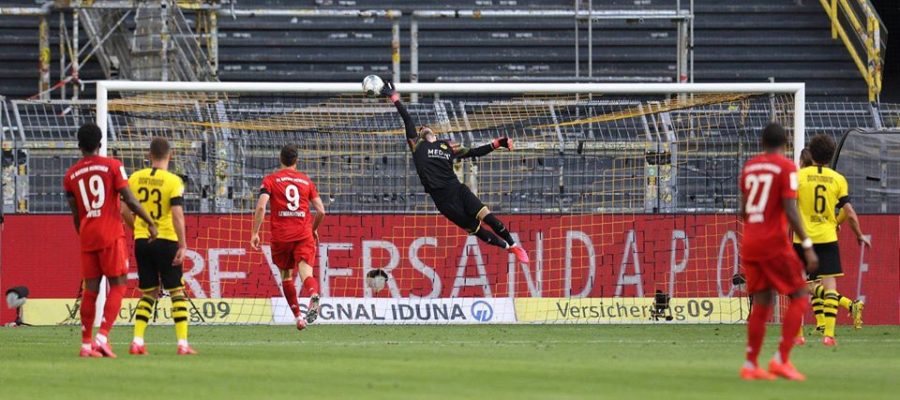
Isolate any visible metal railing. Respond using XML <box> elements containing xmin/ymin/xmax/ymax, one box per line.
<box><xmin>408</xmin><ymin>8</ymin><xmax>692</xmax><ymax>102</ymax></box>
<box><xmin>1</xmin><ymin>92</ymin><xmax>893</xmax><ymax>215</ymax></box>
<box><xmin>2</xmin><ymin>3</ymin><xmax>690</xmax><ymax>102</ymax></box>
<box><xmin>818</xmin><ymin>0</ymin><xmax>888</xmax><ymax>102</ymax></box>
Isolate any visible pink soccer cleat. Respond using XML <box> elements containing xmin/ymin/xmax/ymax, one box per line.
<box><xmin>740</xmin><ymin>366</ymin><xmax>776</xmax><ymax>381</ymax></box>
<box><xmin>296</xmin><ymin>318</ymin><xmax>307</xmax><ymax>331</ymax></box>
<box><xmin>79</xmin><ymin>345</ymin><xmax>102</xmax><ymax>358</ymax></box>
<box><xmin>508</xmin><ymin>244</ymin><xmax>530</xmax><ymax>263</ymax></box>
<box><xmin>768</xmin><ymin>359</ymin><xmax>806</xmax><ymax>381</ymax></box>
<box><xmin>823</xmin><ymin>336</ymin><xmax>837</xmax><ymax>347</ymax></box>
<box><xmin>793</xmin><ymin>336</ymin><xmax>806</xmax><ymax>346</ymax></box>
<box><xmin>129</xmin><ymin>342</ymin><xmax>148</xmax><ymax>356</ymax></box>
<box><xmin>93</xmin><ymin>340</ymin><xmax>117</xmax><ymax>359</ymax></box>
<box><xmin>177</xmin><ymin>344</ymin><xmax>198</xmax><ymax>355</ymax></box>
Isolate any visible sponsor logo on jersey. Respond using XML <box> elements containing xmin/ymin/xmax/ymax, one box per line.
<box><xmin>276</xmin><ymin>176</ymin><xmax>309</xmax><ymax>185</ymax></box>
<box><xmin>70</xmin><ymin>164</ymin><xmax>110</xmax><ymax>179</ymax></box>
<box><xmin>427</xmin><ymin>148</ymin><xmax>451</xmax><ymax>160</ymax></box>
<box><xmin>137</xmin><ymin>176</ymin><xmax>165</xmax><ymax>186</ymax></box>
<box><xmin>277</xmin><ymin>210</ymin><xmax>307</xmax><ymax>218</ymax></box>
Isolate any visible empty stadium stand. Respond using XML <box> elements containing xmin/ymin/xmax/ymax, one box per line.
<box><xmin>0</xmin><ymin>0</ymin><xmax>868</xmax><ymax>99</ymax></box>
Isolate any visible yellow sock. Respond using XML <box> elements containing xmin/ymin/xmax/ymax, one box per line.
<box><xmin>823</xmin><ymin>289</ymin><xmax>839</xmax><ymax>338</ymax></box>
<box><xmin>814</xmin><ymin>284</ymin><xmax>825</xmax><ymax>298</ymax></box>
<box><xmin>811</xmin><ymin>297</ymin><xmax>825</xmax><ymax>328</ymax></box>
<box><xmin>838</xmin><ymin>294</ymin><xmax>853</xmax><ymax>311</ymax></box>
<box><xmin>171</xmin><ymin>294</ymin><xmax>189</xmax><ymax>342</ymax></box>
<box><xmin>811</xmin><ymin>285</ymin><xmax>825</xmax><ymax>328</ymax></box>
<box><xmin>133</xmin><ymin>293</ymin><xmax>155</xmax><ymax>341</ymax></box>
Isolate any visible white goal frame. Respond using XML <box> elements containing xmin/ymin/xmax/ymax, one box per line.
<box><xmin>95</xmin><ymin>81</ymin><xmax>806</xmax><ymax>162</ymax></box>
<box><xmin>90</xmin><ymin>80</ymin><xmax>805</xmax><ymax>325</ymax></box>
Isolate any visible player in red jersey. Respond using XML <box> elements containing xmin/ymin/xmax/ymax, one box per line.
<box><xmin>738</xmin><ymin>123</ymin><xmax>819</xmax><ymax>381</ymax></box>
<box><xmin>63</xmin><ymin>123</ymin><xmax>158</xmax><ymax>358</ymax></box>
<box><xmin>250</xmin><ymin>144</ymin><xmax>326</xmax><ymax>331</ymax></box>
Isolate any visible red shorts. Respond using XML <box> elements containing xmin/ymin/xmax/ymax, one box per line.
<box><xmin>81</xmin><ymin>237</ymin><xmax>128</xmax><ymax>279</ymax></box>
<box><xmin>744</xmin><ymin>248</ymin><xmax>807</xmax><ymax>295</ymax></box>
<box><xmin>271</xmin><ymin>239</ymin><xmax>317</xmax><ymax>271</ymax></box>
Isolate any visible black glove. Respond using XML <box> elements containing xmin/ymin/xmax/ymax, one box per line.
<box><xmin>491</xmin><ymin>136</ymin><xmax>513</xmax><ymax>150</ymax></box>
<box><xmin>380</xmin><ymin>79</ymin><xmax>396</xmax><ymax>98</ymax></box>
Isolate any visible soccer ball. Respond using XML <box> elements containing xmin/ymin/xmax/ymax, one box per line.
<box><xmin>362</xmin><ymin>75</ymin><xmax>384</xmax><ymax>97</ymax></box>
<box><xmin>365</xmin><ymin>269</ymin><xmax>388</xmax><ymax>292</ymax></box>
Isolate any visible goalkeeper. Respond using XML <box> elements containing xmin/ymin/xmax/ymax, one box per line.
<box><xmin>380</xmin><ymin>81</ymin><xmax>529</xmax><ymax>263</ymax></box>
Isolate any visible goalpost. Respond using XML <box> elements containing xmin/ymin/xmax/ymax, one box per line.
<box><xmin>94</xmin><ymin>81</ymin><xmax>805</xmax><ymax>325</ymax></box>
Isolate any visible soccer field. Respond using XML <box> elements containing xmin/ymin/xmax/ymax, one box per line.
<box><xmin>0</xmin><ymin>325</ymin><xmax>896</xmax><ymax>400</ymax></box>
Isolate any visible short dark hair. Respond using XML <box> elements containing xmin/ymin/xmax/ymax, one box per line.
<box><xmin>280</xmin><ymin>144</ymin><xmax>298</xmax><ymax>166</ymax></box>
<box><xmin>761</xmin><ymin>123</ymin><xmax>787</xmax><ymax>149</ymax></box>
<box><xmin>149</xmin><ymin>137</ymin><xmax>171</xmax><ymax>160</ymax></box>
<box><xmin>808</xmin><ymin>134</ymin><xmax>836</xmax><ymax>164</ymax></box>
<box><xmin>77</xmin><ymin>123</ymin><xmax>103</xmax><ymax>153</ymax></box>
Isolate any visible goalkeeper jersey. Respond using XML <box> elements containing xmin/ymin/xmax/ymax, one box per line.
<box><xmin>395</xmin><ymin>100</ymin><xmax>494</xmax><ymax>195</ymax></box>
<box><xmin>411</xmin><ymin>139</ymin><xmax>462</xmax><ymax>194</ymax></box>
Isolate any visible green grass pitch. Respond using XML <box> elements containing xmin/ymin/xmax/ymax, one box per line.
<box><xmin>0</xmin><ymin>325</ymin><xmax>897</xmax><ymax>399</ymax></box>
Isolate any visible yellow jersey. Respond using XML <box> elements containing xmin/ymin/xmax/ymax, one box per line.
<box><xmin>129</xmin><ymin>167</ymin><xmax>185</xmax><ymax>241</ymax></box>
<box><xmin>793</xmin><ymin>165</ymin><xmax>849</xmax><ymax>244</ymax></box>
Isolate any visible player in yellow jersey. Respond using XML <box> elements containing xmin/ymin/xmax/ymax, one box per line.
<box><xmin>792</xmin><ymin>135</ymin><xmax>870</xmax><ymax>346</ymax></box>
<box><xmin>122</xmin><ymin>137</ymin><xmax>196</xmax><ymax>355</ymax></box>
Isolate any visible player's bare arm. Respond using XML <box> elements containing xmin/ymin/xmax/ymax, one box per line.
<box><xmin>172</xmin><ymin>203</ymin><xmax>187</xmax><ymax>265</ymax></box>
<box><xmin>836</xmin><ymin>206</ymin><xmax>847</xmax><ymax>225</ymax></box>
<box><xmin>839</xmin><ymin>202</ymin><xmax>870</xmax><ymax>247</ymax></box>
<box><xmin>65</xmin><ymin>194</ymin><xmax>81</xmax><ymax>233</ymax></box>
<box><xmin>120</xmin><ymin>200</ymin><xmax>135</xmax><ymax>229</ymax></box>
<box><xmin>311</xmin><ymin>196</ymin><xmax>326</xmax><ymax>242</ymax></box>
<box><xmin>250</xmin><ymin>193</ymin><xmax>269</xmax><ymax>250</ymax></box>
<box><xmin>783</xmin><ymin>197</ymin><xmax>819</xmax><ymax>273</ymax></box>
<box><xmin>119</xmin><ymin>186</ymin><xmax>158</xmax><ymax>240</ymax></box>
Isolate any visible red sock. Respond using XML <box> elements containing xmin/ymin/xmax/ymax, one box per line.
<box><xmin>302</xmin><ymin>276</ymin><xmax>320</xmax><ymax>297</ymax></box>
<box><xmin>99</xmin><ymin>284</ymin><xmax>126</xmax><ymax>337</ymax></box>
<box><xmin>80</xmin><ymin>289</ymin><xmax>98</xmax><ymax>344</ymax></box>
<box><xmin>746</xmin><ymin>303</ymin><xmax>772</xmax><ymax>367</ymax></box>
<box><xmin>779</xmin><ymin>296</ymin><xmax>809</xmax><ymax>363</ymax></box>
<box><xmin>282</xmin><ymin>280</ymin><xmax>300</xmax><ymax>318</ymax></box>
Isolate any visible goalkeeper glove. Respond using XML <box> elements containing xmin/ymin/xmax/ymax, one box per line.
<box><xmin>491</xmin><ymin>136</ymin><xmax>513</xmax><ymax>151</ymax></box>
<box><xmin>380</xmin><ymin>79</ymin><xmax>399</xmax><ymax>102</ymax></box>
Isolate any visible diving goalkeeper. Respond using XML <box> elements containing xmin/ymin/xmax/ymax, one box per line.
<box><xmin>380</xmin><ymin>82</ymin><xmax>529</xmax><ymax>263</ymax></box>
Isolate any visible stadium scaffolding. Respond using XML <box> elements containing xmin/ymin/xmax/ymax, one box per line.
<box><xmin>0</xmin><ymin>2</ymin><xmax>695</xmax><ymax>102</ymax></box>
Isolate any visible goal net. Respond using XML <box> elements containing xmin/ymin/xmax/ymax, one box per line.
<box><xmin>94</xmin><ymin>81</ymin><xmax>804</xmax><ymax>325</ymax></box>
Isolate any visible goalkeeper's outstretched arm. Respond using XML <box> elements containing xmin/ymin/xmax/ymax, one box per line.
<box><xmin>453</xmin><ymin>137</ymin><xmax>514</xmax><ymax>159</ymax></box>
<box><xmin>379</xmin><ymin>81</ymin><xmax>418</xmax><ymax>151</ymax></box>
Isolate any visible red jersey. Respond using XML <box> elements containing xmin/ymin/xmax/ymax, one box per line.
<box><xmin>739</xmin><ymin>153</ymin><xmax>798</xmax><ymax>261</ymax></box>
<box><xmin>260</xmin><ymin>168</ymin><xmax>320</xmax><ymax>243</ymax></box>
<box><xmin>62</xmin><ymin>155</ymin><xmax>129</xmax><ymax>251</ymax></box>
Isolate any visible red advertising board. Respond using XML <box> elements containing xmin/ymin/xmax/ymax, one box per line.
<box><xmin>2</xmin><ymin>214</ymin><xmax>897</xmax><ymax>324</ymax></box>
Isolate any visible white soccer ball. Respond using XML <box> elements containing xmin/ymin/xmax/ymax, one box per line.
<box><xmin>365</xmin><ymin>269</ymin><xmax>388</xmax><ymax>292</ymax></box>
<box><xmin>362</xmin><ymin>75</ymin><xmax>384</xmax><ymax>97</ymax></box>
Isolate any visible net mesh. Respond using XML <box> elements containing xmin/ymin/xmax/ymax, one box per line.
<box><xmin>91</xmin><ymin>89</ymin><xmax>797</xmax><ymax>324</ymax></box>
<box><xmin>5</xmin><ymin>88</ymin><xmax>799</xmax><ymax>324</ymax></box>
